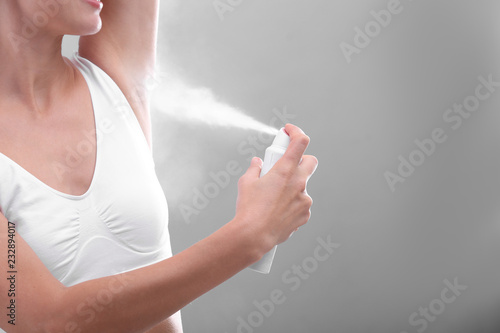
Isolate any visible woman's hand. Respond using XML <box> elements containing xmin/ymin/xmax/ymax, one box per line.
<box><xmin>233</xmin><ymin>123</ymin><xmax>319</xmax><ymax>255</ymax></box>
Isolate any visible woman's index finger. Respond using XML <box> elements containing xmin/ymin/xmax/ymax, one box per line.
<box><xmin>280</xmin><ymin>124</ymin><xmax>311</xmax><ymax>166</ymax></box>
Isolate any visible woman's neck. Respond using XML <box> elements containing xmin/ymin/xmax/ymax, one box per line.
<box><xmin>0</xmin><ymin>8</ymin><xmax>75</xmax><ymax>116</ymax></box>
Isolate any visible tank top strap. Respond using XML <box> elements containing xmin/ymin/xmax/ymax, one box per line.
<box><xmin>69</xmin><ymin>52</ymin><xmax>154</xmax><ymax>166</ymax></box>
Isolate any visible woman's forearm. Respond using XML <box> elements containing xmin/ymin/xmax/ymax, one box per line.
<box><xmin>48</xmin><ymin>217</ymin><xmax>264</xmax><ymax>333</ymax></box>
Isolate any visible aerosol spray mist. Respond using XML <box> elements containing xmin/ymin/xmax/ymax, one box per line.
<box><xmin>249</xmin><ymin>127</ymin><xmax>290</xmax><ymax>274</ymax></box>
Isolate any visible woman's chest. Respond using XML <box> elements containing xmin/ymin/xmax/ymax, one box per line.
<box><xmin>0</xmin><ymin>92</ymin><xmax>97</xmax><ymax>197</ymax></box>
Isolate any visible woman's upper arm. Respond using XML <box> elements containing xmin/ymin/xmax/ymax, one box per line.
<box><xmin>0</xmin><ymin>213</ymin><xmax>65</xmax><ymax>333</ymax></box>
<box><xmin>78</xmin><ymin>0</ymin><xmax>160</xmax><ymax>146</ymax></box>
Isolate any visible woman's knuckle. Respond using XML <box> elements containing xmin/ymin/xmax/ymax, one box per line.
<box><xmin>277</xmin><ymin>166</ymin><xmax>294</xmax><ymax>180</ymax></box>
<box><xmin>237</xmin><ymin>175</ymin><xmax>248</xmax><ymax>187</ymax></box>
<box><xmin>298</xmin><ymin>135</ymin><xmax>310</xmax><ymax>147</ymax></box>
<box><xmin>300</xmin><ymin>210</ymin><xmax>311</xmax><ymax>226</ymax></box>
<box><xmin>299</xmin><ymin>194</ymin><xmax>312</xmax><ymax>209</ymax></box>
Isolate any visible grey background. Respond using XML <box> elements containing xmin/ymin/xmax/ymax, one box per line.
<box><xmin>63</xmin><ymin>0</ymin><xmax>500</xmax><ymax>332</ymax></box>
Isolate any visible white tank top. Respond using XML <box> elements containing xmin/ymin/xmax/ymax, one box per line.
<box><xmin>0</xmin><ymin>53</ymin><xmax>173</xmax><ymax>287</ymax></box>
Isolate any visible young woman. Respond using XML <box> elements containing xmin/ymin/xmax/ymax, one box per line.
<box><xmin>0</xmin><ymin>1</ymin><xmax>318</xmax><ymax>332</ymax></box>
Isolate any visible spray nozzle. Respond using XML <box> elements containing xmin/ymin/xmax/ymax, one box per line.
<box><xmin>271</xmin><ymin>127</ymin><xmax>290</xmax><ymax>150</ymax></box>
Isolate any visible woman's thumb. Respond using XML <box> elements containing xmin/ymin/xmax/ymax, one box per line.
<box><xmin>244</xmin><ymin>157</ymin><xmax>263</xmax><ymax>179</ymax></box>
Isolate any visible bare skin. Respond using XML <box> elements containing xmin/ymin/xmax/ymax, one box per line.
<box><xmin>0</xmin><ymin>1</ymin><xmax>318</xmax><ymax>333</ymax></box>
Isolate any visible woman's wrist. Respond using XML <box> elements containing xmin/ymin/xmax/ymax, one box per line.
<box><xmin>225</xmin><ymin>214</ymin><xmax>275</xmax><ymax>266</ymax></box>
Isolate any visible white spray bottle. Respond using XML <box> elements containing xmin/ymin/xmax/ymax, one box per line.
<box><xmin>249</xmin><ymin>127</ymin><xmax>290</xmax><ymax>274</ymax></box>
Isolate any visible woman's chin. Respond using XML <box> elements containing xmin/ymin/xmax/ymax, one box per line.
<box><xmin>68</xmin><ymin>19</ymin><xmax>102</xmax><ymax>37</ymax></box>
